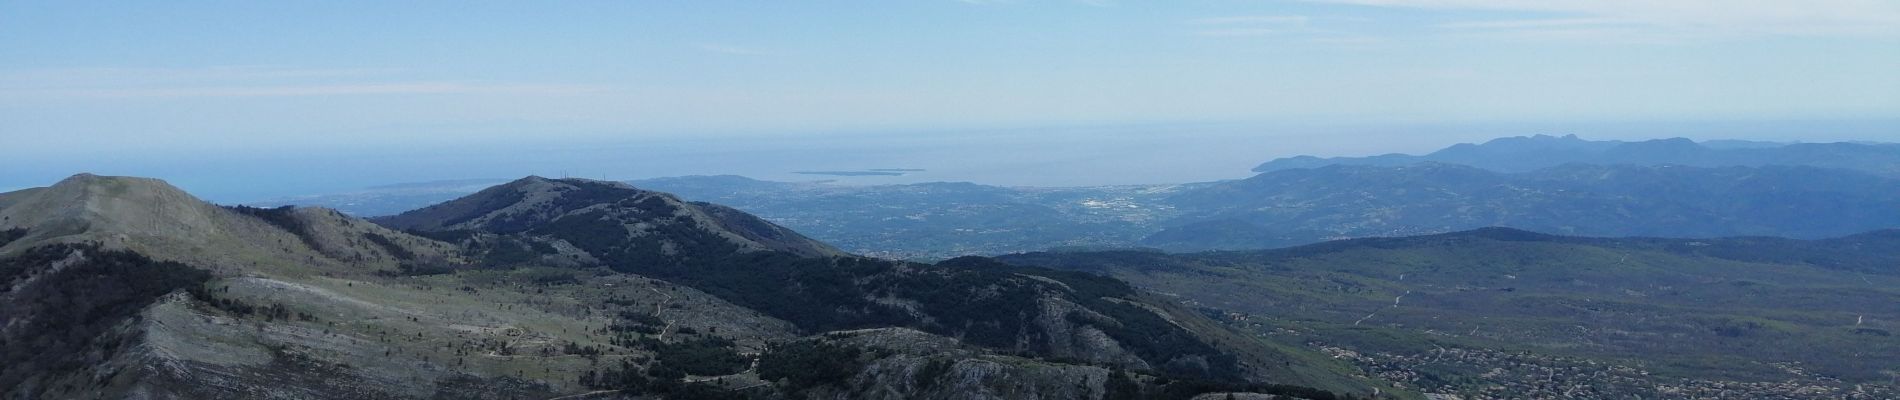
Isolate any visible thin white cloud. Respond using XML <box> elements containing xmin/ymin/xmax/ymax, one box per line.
<box><xmin>29</xmin><ymin>83</ymin><xmax>604</xmax><ymax>99</ymax></box>
<box><xmin>0</xmin><ymin>66</ymin><xmax>604</xmax><ymax>100</ymax></box>
<box><xmin>1190</xmin><ymin>15</ymin><xmax>1311</xmax><ymax>25</ymax></box>
<box><xmin>1437</xmin><ymin>17</ymin><xmax>1632</xmax><ymax>30</ymax></box>
<box><xmin>1188</xmin><ymin>15</ymin><xmax>1314</xmax><ymax>37</ymax></box>
<box><xmin>1431</xmin><ymin>17</ymin><xmax>1678</xmax><ymax>42</ymax></box>
<box><xmin>695</xmin><ymin>43</ymin><xmax>770</xmax><ymax>56</ymax></box>
<box><xmin>1195</xmin><ymin>28</ymin><xmax>1283</xmax><ymax>37</ymax></box>
<box><xmin>1310</xmin><ymin>0</ymin><xmax>1900</xmax><ymax>39</ymax></box>
<box><xmin>1306</xmin><ymin>36</ymin><xmax>1387</xmax><ymax>45</ymax></box>
<box><xmin>0</xmin><ymin>66</ymin><xmax>401</xmax><ymax>89</ymax></box>
<box><xmin>955</xmin><ymin>0</ymin><xmax>1117</xmax><ymax>6</ymax></box>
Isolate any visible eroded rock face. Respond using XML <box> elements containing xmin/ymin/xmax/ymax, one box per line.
<box><xmin>0</xmin><ymin>245</ymin><xmax>213</xmax><ymax>399</ymax></box>
<box><xmin>1028</xmin><ymin>296</ymin><xmax>1151</xmax><ymax>370</ymax></box>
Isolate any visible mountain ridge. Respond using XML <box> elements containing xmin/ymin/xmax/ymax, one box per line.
<box><xmin>262</xmin><ymin>158</ymin><xmax>1900</xmax><ymax>257</ymax></box>
<box><xmin>376</xmin><ymin>176</ymin><xmax>1387</xmax><ymax>395</ymax></box>
<box><xmin>1252</xmin><ymin>135</ymin><xmax>1900</xmax><ymax>176</ymax></box>
<box><xmin>374</xmin><ymin>175</ymin><xmax>843</xmax><ymax>259</ymax></box>
<box><xmin>1153</xmin><ymin>162</ymin><xmax>1900</xmax><ymax>250</ymax></box>
<box><xmin>0</xmin><ymin>174</ymin><xmax>463</xmax><ymax>275</ymax></box>
<box><xmin>0</xmin><ymin>173</ymin><xmax>1391</xmax><ymax>399</ymax></box>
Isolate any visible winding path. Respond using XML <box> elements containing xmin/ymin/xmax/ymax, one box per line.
<box><xmin>649</xmin><ymin>287</ymin><xmax>676</xmax><ymax>341</ymax></box>
<box><xmin>543</xmin><ymin>390</ymin><xmax>619</xmax><ymax>400</ymax></box>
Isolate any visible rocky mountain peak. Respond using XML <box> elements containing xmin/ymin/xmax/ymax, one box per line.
<box><xmin>0</xmin><ymin>174</ymin><xmax>221</xmax><ymax>250</ymax></box>
<box><xmin>0</xmin><ymin>174</ymin><xmax>457</xmax><ymax>273</ymax></box>
<box><xmin>376</xmin><ymin>176</ymin><xmax>842</xmax><ymax>259</ymax></box>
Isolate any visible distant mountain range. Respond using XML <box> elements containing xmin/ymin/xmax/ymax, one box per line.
<box><xmin>1154</xmin><ymin>162</ymin><xmax>1900</xmax><ymax>251</ymax></box>
<box><xmin>1253</xmin><ymin>134</ymin><xmax>1900</xmax><ymax>175</ymax></box>
<box><xmin>259</xmin><ymin>136</ymin><xmax>1900</xmax><ymax>257</ymax></box>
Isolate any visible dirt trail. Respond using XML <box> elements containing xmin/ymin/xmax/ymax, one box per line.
<box><xmin>1355</xmin><ymin>290</ymin><xmax>1412</xmax><ymax>326</ymax></box>
<box><xmin>542</xmin><ymin>389</ymin><xmax>619</xmax><ymax>400</ymax></box>
<box><xmin>650</xmin><ymin>287</ymin><xmax>677</xmax><ymax>341</ymax></box>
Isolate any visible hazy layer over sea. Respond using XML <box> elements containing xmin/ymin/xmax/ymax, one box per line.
<box><xmin>6</xmin><ymin>119</ymin><xmax>1892</xmax><ymax>202</ymax></box>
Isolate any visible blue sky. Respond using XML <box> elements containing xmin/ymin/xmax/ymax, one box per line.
<box><xmin>2</xmin><ymin>1</ymin><xmax>1898</xmax><ymax>199</ymax></box>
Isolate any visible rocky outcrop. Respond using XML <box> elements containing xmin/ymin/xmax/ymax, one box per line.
<box><xmin>794</xmin><ymin>329</ymin><xmax>1115</xmax><ymax>400</ymax></box>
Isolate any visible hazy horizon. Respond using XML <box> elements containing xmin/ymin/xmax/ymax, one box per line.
<box><xmin>5</xmin><ymin>118</ymin><xmax>1898</xmax><ymax>202</ymax></box>
<box><xmin>4</xmin><ymin>1</ymin><xmax>1897</xmax><ymax>200</ymax></box>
